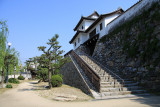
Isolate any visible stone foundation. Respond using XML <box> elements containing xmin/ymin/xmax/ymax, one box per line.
<box><xmin>92</xmin><ymin>2</ymin><xmax>160</xmax><ymax>92</ymax></box>
<box><xmin>60</xmin><ymin>55</ymin><xmax>91</xmax><ymax>95</ymax></box>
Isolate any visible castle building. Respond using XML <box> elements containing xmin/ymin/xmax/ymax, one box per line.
<box><xmin>69</xmin><ymin>8</ymin><xmax>124</xmax><ymax>55</ymax></box>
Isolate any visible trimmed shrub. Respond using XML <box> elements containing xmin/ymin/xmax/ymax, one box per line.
<box><xmin>6</xmin><ymin>84</ymin><xmax>12</xmax><ymax>88</ymax></box>
<box><xmin>51</xmin><ymin>75</ymin><xmax>63</xmax><ymax>87</ymax></box>
<box><xmin>8</xmin><ymin>78</ymin><xmax>20</xmax><ymax>84</ymax></box>
<box><xmin>18</xmin><ymin>75</ymin><xmax>25</xmax><ymax>80</ymax></box>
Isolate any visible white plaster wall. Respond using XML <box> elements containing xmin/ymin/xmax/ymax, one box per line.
<box><xmin>8</xmin><ymin>74</ymin><xmax>32</xmax><ymax>79</ymax></box>
<box><xmin>105</xmin><ymin>14</ymin><xmax>120</xmax><ymax>27</ymax></box>
<box><xmin>85</xmin><ymin>20</ymin><xmax>94</xmax><ymax>30</ymax></box>
<box><xmin>72</xmin><ymin>0</ymin><xmax>159</xmax><ymax>50</ymax></box>
<box><xmin>8</xmin><ymin>74</ymin><xmax>20</xmax><ymax>79</ymax></box>
<box><xmin>77</xmin><ymin>21</ymin><xmax>85</xmax><ymax>31</ymax></box>
<box><xmin>87</xmin><ymin>14</ymin><xmax>120</xmax><ymax>38</ymax></box>
<box><xmin>108</xmin><ymin>0</ymin><xmax>159</xmax><ymax>32</ymax></box>
<box><xmin>76</xmin><ymin>20</ymin><xmax>94</xmax><ymax>31</ymax></box>
<box><xmin>87</xmin><ymin>19</ymin><xmax>104</xmax><ymax>38</ymax></box>
<box><xmin>73</xmin><ymin>33</ymin><xmax>88</xmax><ymax>49</ymax></box>
<box><xmin>81</xmin><ymin>33</ymin><xmax>89</xmax><ymax>44</ymax></box>
<box><xmin>0</xmin><ymin>73</ymin><xmax>32</xmax><ymax>82</ymax></box>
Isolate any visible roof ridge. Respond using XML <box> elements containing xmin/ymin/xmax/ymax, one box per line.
<box><xmin>87</xmin><ymin>11</ymin><xmax>99</xmax><ymax>18</ymax></box>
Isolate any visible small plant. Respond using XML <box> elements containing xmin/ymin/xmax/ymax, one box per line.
<box><xmin>18</xmin><ymin>75</ymin><xmax>25</xmax><ymax>80</ymax></box>
<box><xmin>8</xmin><ymin>78</ymin><xmax>20</xmax><ymax>84</ymax></box>
<box><xmin>6</xmin><ymin>84</ymin><xmax>12</xmax><ymax>88</ymax></box>
<box><xmin>51</xmin><ymin>75</ymin><xmax>63</xmax><ymax>87</ymax></box>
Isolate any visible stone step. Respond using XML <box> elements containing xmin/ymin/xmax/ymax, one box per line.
<box><xmin>100</xmin><ymin>82</ymin><xmax>120</xmax><ymax>85</ymax></box>
<box><xmin>101</xmin><ymin>84</ymin><xmax>121</xmax><ymax>88</ymax></box>
<box><xmin>99</xmin><ymin>74</ymin><xmax>109</xmax><ymax>77</ymax></box>
<box><xmin>101</xmin><ymin>81</ymin><xmax>139</xmax><ymax>87</ymax></box>
<box><xmin>101</xmin><ymin>90</ymin><xmax>146</xmax><ymax>96</ymax></box>
<box><xmin>100</xmin><ymin>82</ymin><xmax>139</xmax><ymax>88</ymax></box>
<box><xmin>102</xmin><ymin>91</ymin><xmax>131</xmax><ymax>96</ymax></box>
<box><xmin>101</xmin><ymin>88</ymin><xmax>121</xmax><ymax>92</ymax></box>
<box><xmin>101</xmin><ymin>78</ymin><xmax>122</xmax><ymax>82</ymax></box>
<box><xmin>101</xmin><ymin>86</ymin><xmax>141</xmax><ymax>92</ymax></box>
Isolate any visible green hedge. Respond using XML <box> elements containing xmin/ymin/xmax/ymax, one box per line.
<box><xmin>18</xmin><ymin>75</ymin><xmax>25</xmax><ymax>80</ymax></box>
<box><xmin>8</xmin><ymin>78</ymin><xmax>20</xmax><ymax>84</ymax></box>
<box><xmin>6</xmin><ymin>84</ymin><xmax>13</xmax><ymax>88</ymax></box>
<box><xmin>51</xmin><ymin>75</ymin><xmax>63</xmax><ymax>87</ymax></box>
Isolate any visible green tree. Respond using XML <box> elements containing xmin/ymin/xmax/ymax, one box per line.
<box><xmin>0</xmin><ymin>21</ymin><xmax>20</xmax><ymax>87</ymax></box>
<box><xmin>0</xmin><ymin>21</ymin><xmax>8</xmax><ymax>87</ymax></box>
<box><xmin>38</xmin><ymin>34</ymin><xmax>67</xmax><ymax>88</ymax></box>
<box><xmin>8</xmin><ymin>48</ymin><xmax>20</xmax><ymax>78</ymax></box>
<box><xmin>36</xmin><ymin>54</ymin><xmax>49</xmax><ymax>82</ymax></box>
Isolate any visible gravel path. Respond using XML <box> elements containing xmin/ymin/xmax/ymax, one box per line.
<box><xmin>0</xmin><ymin>81</ymin><xmax>160</xmax><ymax>107</ymax></box>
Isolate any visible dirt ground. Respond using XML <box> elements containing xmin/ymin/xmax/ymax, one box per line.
<box><xmin>0</xmin><ymin>81</ymin><xmax>160</xmax><ymax>107</ymax></box>
<box><xmin>35</xmin><ymin>82</ymin><xmax>92</xmax><ymax>101</ymax></box>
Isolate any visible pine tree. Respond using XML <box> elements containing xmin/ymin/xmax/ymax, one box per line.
<box><xmin>38</xmin><ymin>34</ymin><xmax>64</xmax><ymax>88</ymax></box>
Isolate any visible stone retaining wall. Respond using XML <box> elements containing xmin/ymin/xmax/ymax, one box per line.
<box><xmin>92</xmin><ymin>2</ymin><xmax>160</xmax><ymax>92</ymax></box>
<box><xmin>60</xmin><ymin>55</ymin><xmax>91</xmax><ymax>95</ymax></box>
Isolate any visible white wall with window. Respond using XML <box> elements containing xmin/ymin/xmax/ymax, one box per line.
<box><xmin>72</xmin><ymin>13</ymin><xmax>121</xmax><ymax>50</ymax></box>
<box><xmin>76</xmin><ymin>20</ymin><xmax>95</xmax><ymax>31</ymax></box>
<box><xmin>73</xmin><ymin>33</ymin><xmax>88</xmax><ymax>49</ymax></box>
<box><xmin>85</xmin><ymin>20</ymin><xmax>94</xmax><ymax>30</ymax></box>
<box><xmin>87</xmin><ymin>19</ymin><xmax>105</xmax><ymax>38</ymax></box>
<box><xmin>87</xmin><ymin>14</ymin><xmax>120</xmax><ymax>39</ymax></box>
<box><xmin>77</xmin><ymin>21</ymin><xmax>85</xmax><ymax>31</ymax></box>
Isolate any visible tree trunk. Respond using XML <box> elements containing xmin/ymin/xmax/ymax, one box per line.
<box><xmin>55</xmin><ymin>50</ymin><xmax>56</xmax><ymax>74</ymax></box>
<box><xmin>48</xmin><ymin>69</ymin><xmax>52</xmax><ymax>89</ymax></box>
<box><xmin>14</xmin><ymin>66</ymin><xmax>16</xmax><ymax>79</ymax></box>
<box><xmin>14</xmin><ymin>71</ymin><xmax>15</xmax><ymax>79</ymax></box>
<box><xmin>48</xmin><ymin>54</ymin><xmax>52</xmax><ymax>89</ymax></box>
<box><xmin>1</xmin><ymin>69</ymin><xmax>4</xmax><ymax>88</ymax></box>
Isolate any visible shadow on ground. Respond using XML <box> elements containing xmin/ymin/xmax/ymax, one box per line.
<box><xmin>18</xmin><ymin>88</ymin><xmax>47</xmax><ymax>91</ymax></box>
<box><xmin>29</xmin><ymin>82</ymin><xmax>39</xmax><ymax>84</ymax></box>
<box><xmin>18</xmin><ymin>81</ymin><xmax>48</xmax><ymax>92</ymax></box>
<box><xmin>130</xmin><ymin>95</ymin><xmax>160</xmax><ymax>107</ymax></box>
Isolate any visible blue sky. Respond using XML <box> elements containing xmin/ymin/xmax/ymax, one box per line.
<box><xmin>0</xmin><ymin>0</ymin><xmax>139</xmax><ymax>65</ymax></box>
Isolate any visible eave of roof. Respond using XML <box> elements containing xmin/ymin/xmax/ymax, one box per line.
<box><xmin>73</xmin><ymin>17</ymin><xmax>96</xmax><ymax>31</ymax></box>
<box><xmin>69</xmin><ymin>30</ymin><xmax>85</xmax><ymax>44</ymax></box>
<box><xmin>85</xmin><ymin>8</ymin><xmax>124</xmax><ymax>33</ymax></box>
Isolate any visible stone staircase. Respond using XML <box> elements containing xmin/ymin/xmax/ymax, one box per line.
<box><xmin>78</xmin><ymin>53</ymin><xmax>149</xmax><ymax>99</ymax></box>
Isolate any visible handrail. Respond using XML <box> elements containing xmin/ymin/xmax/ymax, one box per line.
<box><xmin>64</xmin><ymin>49</ymin><xmax>73</xmax><ymax>57</ymax></box>
<box><xmin>79</xmin><ymin>52</ymin><xmax>124</xmax><ymax>91</ymax></box>
<box><xmin>70</xmin><ymin>50</ymin><xmax>101</xmax><ymax>92</ymax></box>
